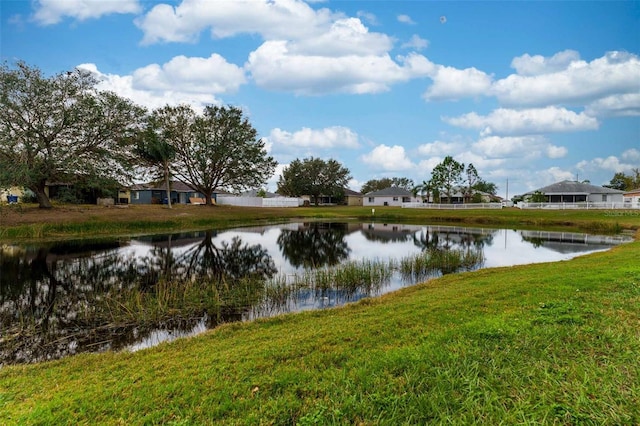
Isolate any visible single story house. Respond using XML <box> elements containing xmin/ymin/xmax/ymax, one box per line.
<box><xmin>363</xmin><ymin>186</ymin><xmax>419</xmax><ymax>207</ymax></box>
<box><xmin>623</xmin><ymin>188</ymin><xmax>640</xmax><ymax>208</ymax></box>
<box><xmin>343</xmin><ymin>188</ymin><xmax>363</xmax><ymax>206</ymax></box>
<box><xmin>439</xmin><ymin>187</ymin><xmax>503</xmax><ymax>204</ymax></box>
<box><xmin>125</xmin><ymin>181</ymin><xmax>211</xmax><ymax>205</ymax></box>
<box><xmin>523</xmin><ymin>180</ymin><xmax>625</xmax><ymax>203</ymax></box>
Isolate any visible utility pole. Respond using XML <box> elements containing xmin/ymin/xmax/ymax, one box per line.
<box><xmin>506</xmin><ymin>178</ymin><xmax>509</xmax><ymax>201</ymax></box>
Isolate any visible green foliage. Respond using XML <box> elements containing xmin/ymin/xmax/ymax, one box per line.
<box><xmin>153</xmin><ymin>105</ymin><xmax>276</xmax><ymax>205</ymax></box>
<box><xmin>431</xmin><ymin>156</ymin><xmax>465</xmax><ymax>204</ymax></box>
<box><xmin>412</xmin><ymin>179</ymin><xmax>434</xmax><ymax>202</ymax></box>
<box><xmin>277</xmin><ymin>157</ymin><xmax>350</xmax><ymax>205</ymax></box>
<box><xmin>361</xmin><ymin>177</ymin><xmax>414</xmax><ymax>194</ymax></box>
<box><xmin>605</xmin><ymin>169</ymin><xmax>640</xmax><ymax>191</ymax></box>
<box><xmin>529</xmin><ymin>190</ymin><xmax>547</xmax><ymax>202</ymax></box>
<box><xmin>0</xmin><ymin>61</ymin><xmax>146</xmax><ymax>208</ymax></box>
<box><xmin>473</xmin><ymin>179</ymin><xmax>498</xmax><ymax>195</ymax></box>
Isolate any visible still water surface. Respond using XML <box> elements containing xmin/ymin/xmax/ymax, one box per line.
<box><xmin>0</xmin><ymin>222</ymin><xmax>631</xmax><ymax>365</ymax></box>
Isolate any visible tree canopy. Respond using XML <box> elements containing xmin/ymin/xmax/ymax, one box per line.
<box><xmin>277</xmin><ymin>157</ymin><xmax>351</xmax><ymax>206</ymax></box>
<box><xmin>361</xmin><ymin>177</ymin><xmax>414</xmax><ymax>194</ymax></box>
<box><xmin>152</xmin><ymin>104</ymin><xmax>276</xmax><ymax>206</ymax></box>
<box><xmin>430</xmin><ymin>156</ymin><xmax>465</xmax><ymax>203</ymax></box>
<box><xmin>604</xmin><ymin>170</ymin><xmax>640</xmax><ymax>191</ymax></box>
<box><xmin>0</xmin><ymin>62</ymin><xmax>146</xmax><ymax>208</ymax></box>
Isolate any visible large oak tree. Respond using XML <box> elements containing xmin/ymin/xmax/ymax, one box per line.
<box><xmin>0</xmin><ymin>62</ymin><xmax>145</xmax><ymax>208</ymax></box>
<box><xmin>277</xmin><ymin>157</ymin><xmax>351</xmax><ymax>206</ymax></box>
<box><xmin>152</xmin><ymin>104</ymin><xmax>276</xmax><ymax>206</ymax></box>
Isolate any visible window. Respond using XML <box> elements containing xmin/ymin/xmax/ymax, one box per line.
<box><xmin>393</xmin><ymin>197</ymin><xmax>398</xmax><ymax>201</ymax></box>
<box><xmin>602</xmin><ymin>194</ymin><xmax>607</xmax><ymax>202</ymax></box>
<box><xmin>368</xmin><ymin>197</ymin><xmax>374</xmax><ymax>202</ymax></box>
<box><xmin>133</xmin><ymin>191</ymin><xmax>140</xmax><ymax>200</ymax></box>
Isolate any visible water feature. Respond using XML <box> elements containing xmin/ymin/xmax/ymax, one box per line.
<box><xmin>0</xmin><ymin>222</ymin><xmax>631</xmax><ymax>365</ymax></box>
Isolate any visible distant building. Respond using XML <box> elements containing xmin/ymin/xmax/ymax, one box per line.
<box><xmin>623</xmin><ymin>188</ymin><xmax>640</xmax><ymax>208</ymax></box>
<box><xmin>363</xmin><ymin>187</ymin><xmax>419</xmax><ymax>206</ymax></box>
<box><xmin>124</xmin><ymin>181</ymin><xmax>222</xmax><ymax>205</ymax></box>
<box><xmin>522</xmin><ymin>180</ymin><xmax>624</xmax><ymax>203</ymax></box>
<box><xmin>343</xmin><ymin>188</ymin><xmax>363</xmax><ymax>206</ymax></box>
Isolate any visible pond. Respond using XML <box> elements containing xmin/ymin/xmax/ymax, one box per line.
<box><xmin>0</xmin><ymin>222</ymin><xmax>632</xmax><ymax>366</ymax></box>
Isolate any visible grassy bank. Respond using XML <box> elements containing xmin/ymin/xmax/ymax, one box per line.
<box><xmin>1</xmin><ymin>230</ymin><xmax>638</xmax><ymax>424</ymax></box>
<box><xmin>2</xmin><ymin>203</ymin><xmax>639</xmax><ymax>241</ymax></box>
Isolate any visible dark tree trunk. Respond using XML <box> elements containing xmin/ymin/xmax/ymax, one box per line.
<box><xmin>31</xmin><ymin>182</ymin><xmax>52</xmax><ymax>209</ymax></box>
<box><xmin>163</xmin><ymin>162</ymin><xmax>172</xmax><ymax>209</ymax></box>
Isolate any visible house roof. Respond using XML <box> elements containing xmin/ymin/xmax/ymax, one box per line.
<box><xmin>365</xmin><ymin>186</ymin><xmax>413</xmax><ymax>197</ymax></box>
<box><xmin>524</xmin><ymin>180</ymin><xmax>625</xmax><ymax>195</ymax></box>
<box><xmin>343</xmin><ymin>188</ymin><xmax>363</xmax><ymax>197</ymax></box>
<box><xmin>624</xmin><ymin>188</ymin><xmax>640</xmax><ymax>196</ymax></box>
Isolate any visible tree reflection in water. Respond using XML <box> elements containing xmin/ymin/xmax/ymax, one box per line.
<box><xmin>277</xmin><ymin>222</ymin><xmax>350</xmax><ymax>268</ymax></box>
<box><xmin>0</xmin><ymin>233</ymin><xmax>275</xmax><ymax>365</ymax></box>
<box><xmin>1</xmin><ymin>223</ymin><xmax>619</xmax><ymax>366</ymax></box>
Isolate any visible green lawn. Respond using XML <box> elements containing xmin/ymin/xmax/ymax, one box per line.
<box><xmin>1</xmin><ymin>207</ymin><xmax>639</xmax><ymax>425</ymax></box>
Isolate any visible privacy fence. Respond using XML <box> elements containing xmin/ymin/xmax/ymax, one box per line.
<box><xmin>516</xmin><ymin>202</ymin><xmax>639</xmax><ymax>210</ymax></box>
<box><xmin>402</xmin><ymin>202</ymin><xmax>503</xmax><ymax>210</ymax></box>
<box><xmin>216</xmin><ymin>196</ymin><xmax>302</xmax><ymax>208</ymax></box>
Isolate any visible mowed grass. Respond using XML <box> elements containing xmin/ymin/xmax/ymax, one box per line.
<box><xmin>1</xmin><ymin>203</ymin><xmax>639</xmax><ymax>240</ymax></box>
<box><xmin>1</xmin><ymin>230</ymin><xmax>638</xmax><ymax>424</ymax></box>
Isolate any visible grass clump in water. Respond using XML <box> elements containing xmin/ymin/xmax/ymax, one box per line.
<box><xmin>400</xmin><ymin>247</ymin><xmax>485</xmax><ymax>280</ymax></box>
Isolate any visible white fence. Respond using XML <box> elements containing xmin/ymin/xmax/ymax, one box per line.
<box><xmin>216</xmin><ymin>196</ymin><xmax>302</xmax><ymax>208</ymax></box>
<box><xmin>402</xmin><ymin>202</ymin><xmax>502</xmax><ymax>210</ymax></box>
<box><xmin>516</xmin><ymin>202</ymin><xmax>638</xmax><ymax>210</ymax></box>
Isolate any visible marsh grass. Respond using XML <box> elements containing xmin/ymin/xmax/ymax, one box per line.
<box><xmin>400</xmin><ymin>247</ymin><xmax>485</xmax><ymax>280</ymax></box>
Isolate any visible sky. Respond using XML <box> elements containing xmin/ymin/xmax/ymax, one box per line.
<box><xmin>2</xmin><ymin>0</ymin><xmax>639</xmax><ymax>198</ymax></box>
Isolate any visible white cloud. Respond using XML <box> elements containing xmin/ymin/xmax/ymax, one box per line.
<box><xmin>510</xmin><ymin>49</ymin><xmax>581</xmax><ymax>76</ymax></box>
<box><xmin>577</xmin><ymin>155</ymin><xmax>639</xmax><ymax>174</ymax></box>
<box><xmin>135</xmin><ymin>0</ymin><xmax>339</xmax><ymax>44</ymax></box>
<box><xmin>417</xmin><ymin>141</ymin><xmax>464</xmax><ymax>156</ymax></box>
<box><xmin>397</xmin><ymin>14</ymin><xmax>415</xmax><ymax>25</ymax></box>
<box><xmin>361</xmin><ymin>144</ymin><xmax>415</xmax><ymax>171</ymax></box>
<box><xmin>473</xmin><ymin>135</ymin><xmax>566</xmax><ymax>160</ymax></box>
<box><xmin>546</xmin><ymin>145</ymin><xmax>568</xmax><ymax>159</ymax></box>
<box><xmin>537</xmin><ymin>167</ymin><xmax>576</xmax><ymax>186</ymax></box>
<box><xmin>356</xmin><ymin>11</ymin><xmax>378</xmax><ymax>26</ymax></box>
<box><xmin>347</xmin><ymin>178</ymin><xmax>363</xmax><ymax>192</ymax></box>
<box><xmin>33</xmin><ymin>0</ymin><xmax>140</xmax><ymax>25</ymax></box>
<box><xmin>622</xmin><ymin>148</ymin><xmax>640</xmax><ymax>162</ymax></box>
<box><xmin>289</xmin><ymin>17</ymin><xmax>393</xmax><ymax>56</ymax></box>
<box><xmin>444</xmin><ymin>107</ymin><xmax>599</xmax><ymax>135</ymax></box>
<box><xmin>493</xmin><ymin>51</ymin><xmax>640</xmax><ymax>107</ymax></box>
<box><xmin>585</xmin><ymin>93</ymin><xmax>640</xmax><ymax>117</ymax></box>
<box><xmin>265</xmin><ymin>163</ymin><xmax>288</xmax><ymax>192</ymax></box>
<box><xmin>268</xmin><ymin>126</ymin><xmax>360</xmax><ymax>149</ymax></box>
<box><xmin>246</xmin><ymin>41</ymin><xmax>430</xmax><ymax>95</ymax></box>
<box><xmin>77</xmin><ymin>62</ymin><xmax>225</xmax><ymax>110</ymax></box>
<box><xmin>423</xmin><ymin>65</ymin><xmax>493</xmax><ymax>101</ymax></box>
<box><xmin>131</xmin><ymin>54</ymin><xmax>246</xmax><ymax>94</ymax></box>
<box><xmin>401</xmin><ymin>35</ymin><xmax>429</xmax><ymax>51</ymax></box>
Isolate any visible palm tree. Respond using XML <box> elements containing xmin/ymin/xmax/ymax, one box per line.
<box><xmin>412</xmin><ymin>179</ymin><xmax>434</xmax><ymax>203</ymax></box>
<box><xmin>136</xmin><ymin>125</ymin><xmax>176</xmax><ymax>208</ymax></box>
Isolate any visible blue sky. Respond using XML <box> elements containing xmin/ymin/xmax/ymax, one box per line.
<box><xmin>2</xmin><ymin>0</ymin><xmax>639</xmax><ymax>197</ymax></box>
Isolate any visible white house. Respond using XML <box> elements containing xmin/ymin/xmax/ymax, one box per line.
<box><xmin>363</xmin><ymin>187</ymin><xmax>419</xmax><ymax>207</ymax></box>
<box><xmin>623</xmin><ymin>188</ymin><xmax>640</xmax><ymax>208</ymax></box>
<box><xmin>523</xmin><ymin>180</ymin><xmax>625</xmax><ymax>203</ymax></box>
